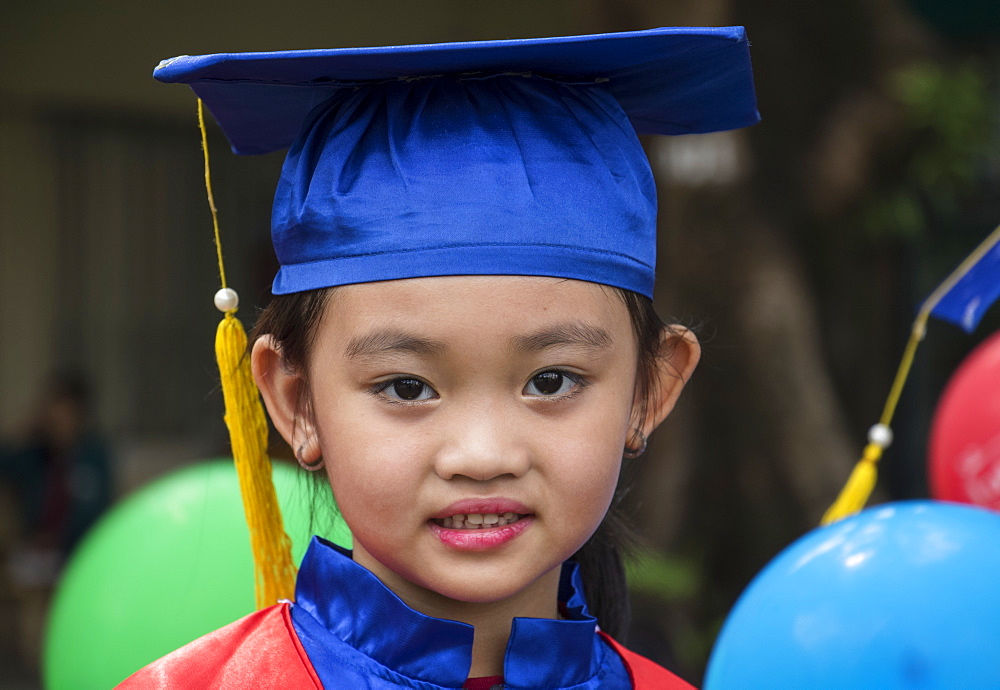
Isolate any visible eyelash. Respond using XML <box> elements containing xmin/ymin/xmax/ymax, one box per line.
<box><xmin>369</xmin><ymin>369</ymin><xmax>589</xmax><ymax>405</ymax></box>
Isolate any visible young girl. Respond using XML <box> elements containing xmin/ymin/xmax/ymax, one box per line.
<box><xmin>123</xmin><ymin>27</ymin><xmax>757</xmax><ymax>688</ymax></box>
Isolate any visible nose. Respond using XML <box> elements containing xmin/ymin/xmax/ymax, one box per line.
<box><xmin>434</xmin><ymin>401</ymin><xmax>531</xmax><ymax>482</ymax></box>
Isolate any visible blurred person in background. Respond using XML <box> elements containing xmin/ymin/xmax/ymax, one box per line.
<box><xmin>0</xmin><ymin>371</ymin><xmax>113</xmax><ymax>668</ymax></box>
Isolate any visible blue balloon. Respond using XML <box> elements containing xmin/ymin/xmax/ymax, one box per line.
<box><xmin>705</xmin><ymin>501</ymin><xmax>1000</xmax><ymax>689</ymax></box>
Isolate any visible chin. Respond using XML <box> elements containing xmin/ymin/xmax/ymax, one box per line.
<box><xmin>417</xmin><ymin>574</ymin><xmax>531</xmax><ymax>606</ymax></box>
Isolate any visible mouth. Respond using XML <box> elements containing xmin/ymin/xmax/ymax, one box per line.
<box><xmin>429</xmin><ymin>506</ymin><xmax>534</xmax><ymax>551</ymax></box>
<box><xmin>432</xmin><ymin>512</ymin><xmax>529</xmax><ymax>530</ymax></box>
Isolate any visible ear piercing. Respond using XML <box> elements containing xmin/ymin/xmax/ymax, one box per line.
<box><xmin>296</xmin><ymin>443</ymin><xmax>325</xmax><ymax>471</ymax></box>
<box><xmin>623</xmin><ymin>429</ymin><xmax>647</xmax><ymax>459</ymax></box>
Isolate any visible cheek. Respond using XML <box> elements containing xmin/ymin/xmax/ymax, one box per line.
<box><xmin>553</xmin><ymin>456</ymin><xmax>621</xmax><ymax>559</ymax></box>
<box><xmin>559</xmin><ymin>388</ymin><xmax>633</xmax><ymax>461</ymax></box>
<box><xmin>314</xmin><ymin>404</ymin><xmax>435</xmax><ymax>519</ymax></box>
<box><xmin>551</xmin><ymin>429</ymin><xmax>625</xmax><ymax>517</ymax></box>
<box><xmin>315</xmin><ymin>413</ymin><xmax>396</xmax><ymax>513</ymax></box>
<box><xmin>549</xmin><ymin>398</ymin><xmax>630</xmax><ymax>523</ymax></box>
<box><xmin>321</xmin><ymin>454</ymin><xmax>410</xmax><ymax>549</ymax></box>
<box><xmin>572</xmin><ymin>453</ymin><xmax>622</xmax><ymax>504</ymax></box>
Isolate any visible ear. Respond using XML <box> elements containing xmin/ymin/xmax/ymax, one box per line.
<box><xmin>636</xmin><ymin>326</ymin><xmax>701</xmax><ymax>438</ymax></box>
<box><xmin>251</xmin><ymin>335</ymin><xmax>322</xmax><ymax>466</ymax></box>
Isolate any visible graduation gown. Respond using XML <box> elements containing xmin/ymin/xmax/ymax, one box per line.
<box><xmin>119</xmin><ymin>538</ymin><xmax>693</xmax><ymax>689</ymax></box>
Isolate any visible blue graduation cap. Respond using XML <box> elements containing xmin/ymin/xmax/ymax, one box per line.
<box><xmin>929</xmin><ymin>226</ymin><xmax>1000</xmax><ymax>332</ymax></box>
<box><xmin>155</xmin><ymin>27</ymin><xmax>759</xmax><ymax>298</ymax></box>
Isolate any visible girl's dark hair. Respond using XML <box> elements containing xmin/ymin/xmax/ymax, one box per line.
<box><xmin>250</xmin><ymin>286</ymin><xmax>675</xmax><ymax>640</ymax></box>
<box><xmin>574</xmin><ymin>287</ymin><xmax>674</xmax><ymax>640</ymax></box>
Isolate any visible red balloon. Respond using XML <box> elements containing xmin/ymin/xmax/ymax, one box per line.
<box><xmin>929</xmin><ymin>329</ymin><xmax>1000</xmax><ymax>510</ymax></box>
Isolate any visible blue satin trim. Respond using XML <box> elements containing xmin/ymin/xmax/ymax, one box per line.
<box><xmin>290</xmin><ymin>537</ymin><xmax>631</xmax><ymax>688</ymax></box>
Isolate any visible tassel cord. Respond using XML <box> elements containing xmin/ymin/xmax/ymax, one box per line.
<box><xmin>198</xmin><ymin>99</ymin><xmax>228</xmax><ymax>291</ymax></box>
<box><xmin>198</xmin><ymin>99</ymin><xmax>296</xmax><ymax>607</ymax></box>
<box><xmin>822</xmin><ymin>225</ymin><xmax>1000</xmax><ymax>525</ymax></box>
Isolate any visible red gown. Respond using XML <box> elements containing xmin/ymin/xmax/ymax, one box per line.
<box><xmin>120</xmin><ymin>538</ymin><xmax>694</xmax><ymax>689</ymax></box>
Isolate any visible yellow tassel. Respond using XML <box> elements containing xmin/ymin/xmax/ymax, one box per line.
<box><xmin>198</xmin><ymin>99</ymin><xmax>295</xmax><ymax>608</ymax></box>
<box><xmin>215</xmin><ymin>312</ymin><xmax>297</xmax><ymax>608</ymax></box>
<box><xmin>820</xmin><ymin>443</ymin><xmax>881</xmax><ymax>525</ymax></box>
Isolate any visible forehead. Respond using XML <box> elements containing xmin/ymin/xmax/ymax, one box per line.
<box><xmin>319</xmin><ymin>275</ymin><xmax>632</xmax><ymax>339</ymax></box>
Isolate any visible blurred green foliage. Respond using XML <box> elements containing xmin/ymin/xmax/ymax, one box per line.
<box><xmin>626</xmin><ymin>550</ymin><xmax>714</xmax><ymax>671</ymax></box>
<box><xmin>860</xmin><ymin>60</ymin><xmax>993</xmax><ymax>241</ymax></box>
<box><xmin>626</xmin><ymin>549</ymin><xmax>698</xmax><ymax>600</ymax></box>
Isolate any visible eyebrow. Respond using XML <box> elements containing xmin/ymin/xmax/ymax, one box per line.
<box><xmin>510</xmin><ymin>323</ymin><xmax>614</xmax><ymax>353</ymax></box>
<box><xmin>344</xmin><ymin>330</ymin><xmax>447</xmax><ymax>360</ymax></box>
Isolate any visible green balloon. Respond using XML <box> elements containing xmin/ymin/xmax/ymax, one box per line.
<box><xmin>43</xmin><ymin>459</ymin><xmax>351</xmax><ymax>689</ymax></box>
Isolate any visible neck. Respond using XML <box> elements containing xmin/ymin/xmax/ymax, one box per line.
<box><xmin>439</xmin><ymin>573</ymin><xmax>562</xmax><ymax>678</ymax></box>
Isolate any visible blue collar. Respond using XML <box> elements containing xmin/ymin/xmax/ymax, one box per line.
<box><xmin>292</xmin><ymin>537</ymin><xmax>603</xmax><ymax>687</ymax></box>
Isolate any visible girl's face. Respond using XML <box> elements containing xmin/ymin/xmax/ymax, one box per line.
<box><xmin>256</xmin><ymin>276</ymin><xmax>694</xmax><ymax>617</ymax></box>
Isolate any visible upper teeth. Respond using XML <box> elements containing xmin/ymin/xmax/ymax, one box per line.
<box><xmin>438</xmin><ymin>512</ymin><xmax>521</xmax><ymax>529</ymax></box>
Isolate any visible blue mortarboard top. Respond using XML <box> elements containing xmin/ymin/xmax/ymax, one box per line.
<box><xmin>929</xmin><ymin>231</ymin><xmax>1000</xmax><ymax>332</ymax></box>
<box><xmin>155</xmin><ymin>27</ymin><xmax>758</xmax><ymax>297</ymax></box>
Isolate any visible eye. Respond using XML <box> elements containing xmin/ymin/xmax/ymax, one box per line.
<box><xmin>523</xmin><ymin>370</ymin><xmax>582</xmax><ymax>397</ymax></box>
<box><xmin>375</xmin><ymin>377</ymin><xmax>437</xmax><ymax>402</ymax></box>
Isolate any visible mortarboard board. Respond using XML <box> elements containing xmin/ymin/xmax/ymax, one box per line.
<box><xmin>155</xmin><ymin>27</ymin><xmax>759</xmax><ymax>299</ymax></box>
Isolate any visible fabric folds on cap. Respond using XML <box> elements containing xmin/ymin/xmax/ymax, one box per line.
<box><xmin>154</xmin><ymin>27</ymin><xmax>759</xmax><ymax>297</ymax></box>
<box><xmin>271</xmin><ymin>73</ymin><xmax>657</xmax><ymax>295</ymax></box>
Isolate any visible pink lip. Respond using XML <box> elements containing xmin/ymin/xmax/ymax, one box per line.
<box><xmin>431</xmin><ymin>498</ymin><xmax>531</xmax><ymax>520</ymax></box>
<box><xmin>429</xmin><ymin>516</ymin><xmax>533</xmax><ymax>551</ymax></box>
<box><xmin>428</xmin><ymin>497</ymin><xmax>534</xmax><ymax>551</ymax></box>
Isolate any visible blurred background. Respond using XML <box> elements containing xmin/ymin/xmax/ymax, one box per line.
<box><xmin>1</xmin><ymin>0</ymin><xmax>998</xmax><ymax>686</ymax></box>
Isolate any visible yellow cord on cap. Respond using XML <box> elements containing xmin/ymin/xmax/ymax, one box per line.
<box><xmin>199</xmin><ymin>99</ymin><xmax>297</xmax><ymax>607</ymax></box>
<box><xmin>820</xmin><ymin>318</ymin><xmax>923</xmax><ymax>525</ymax></box>
<box><xmin>822</xmin><ymin>223</ymin><xmax>1000</xmax><ymax>525</ymax></box>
